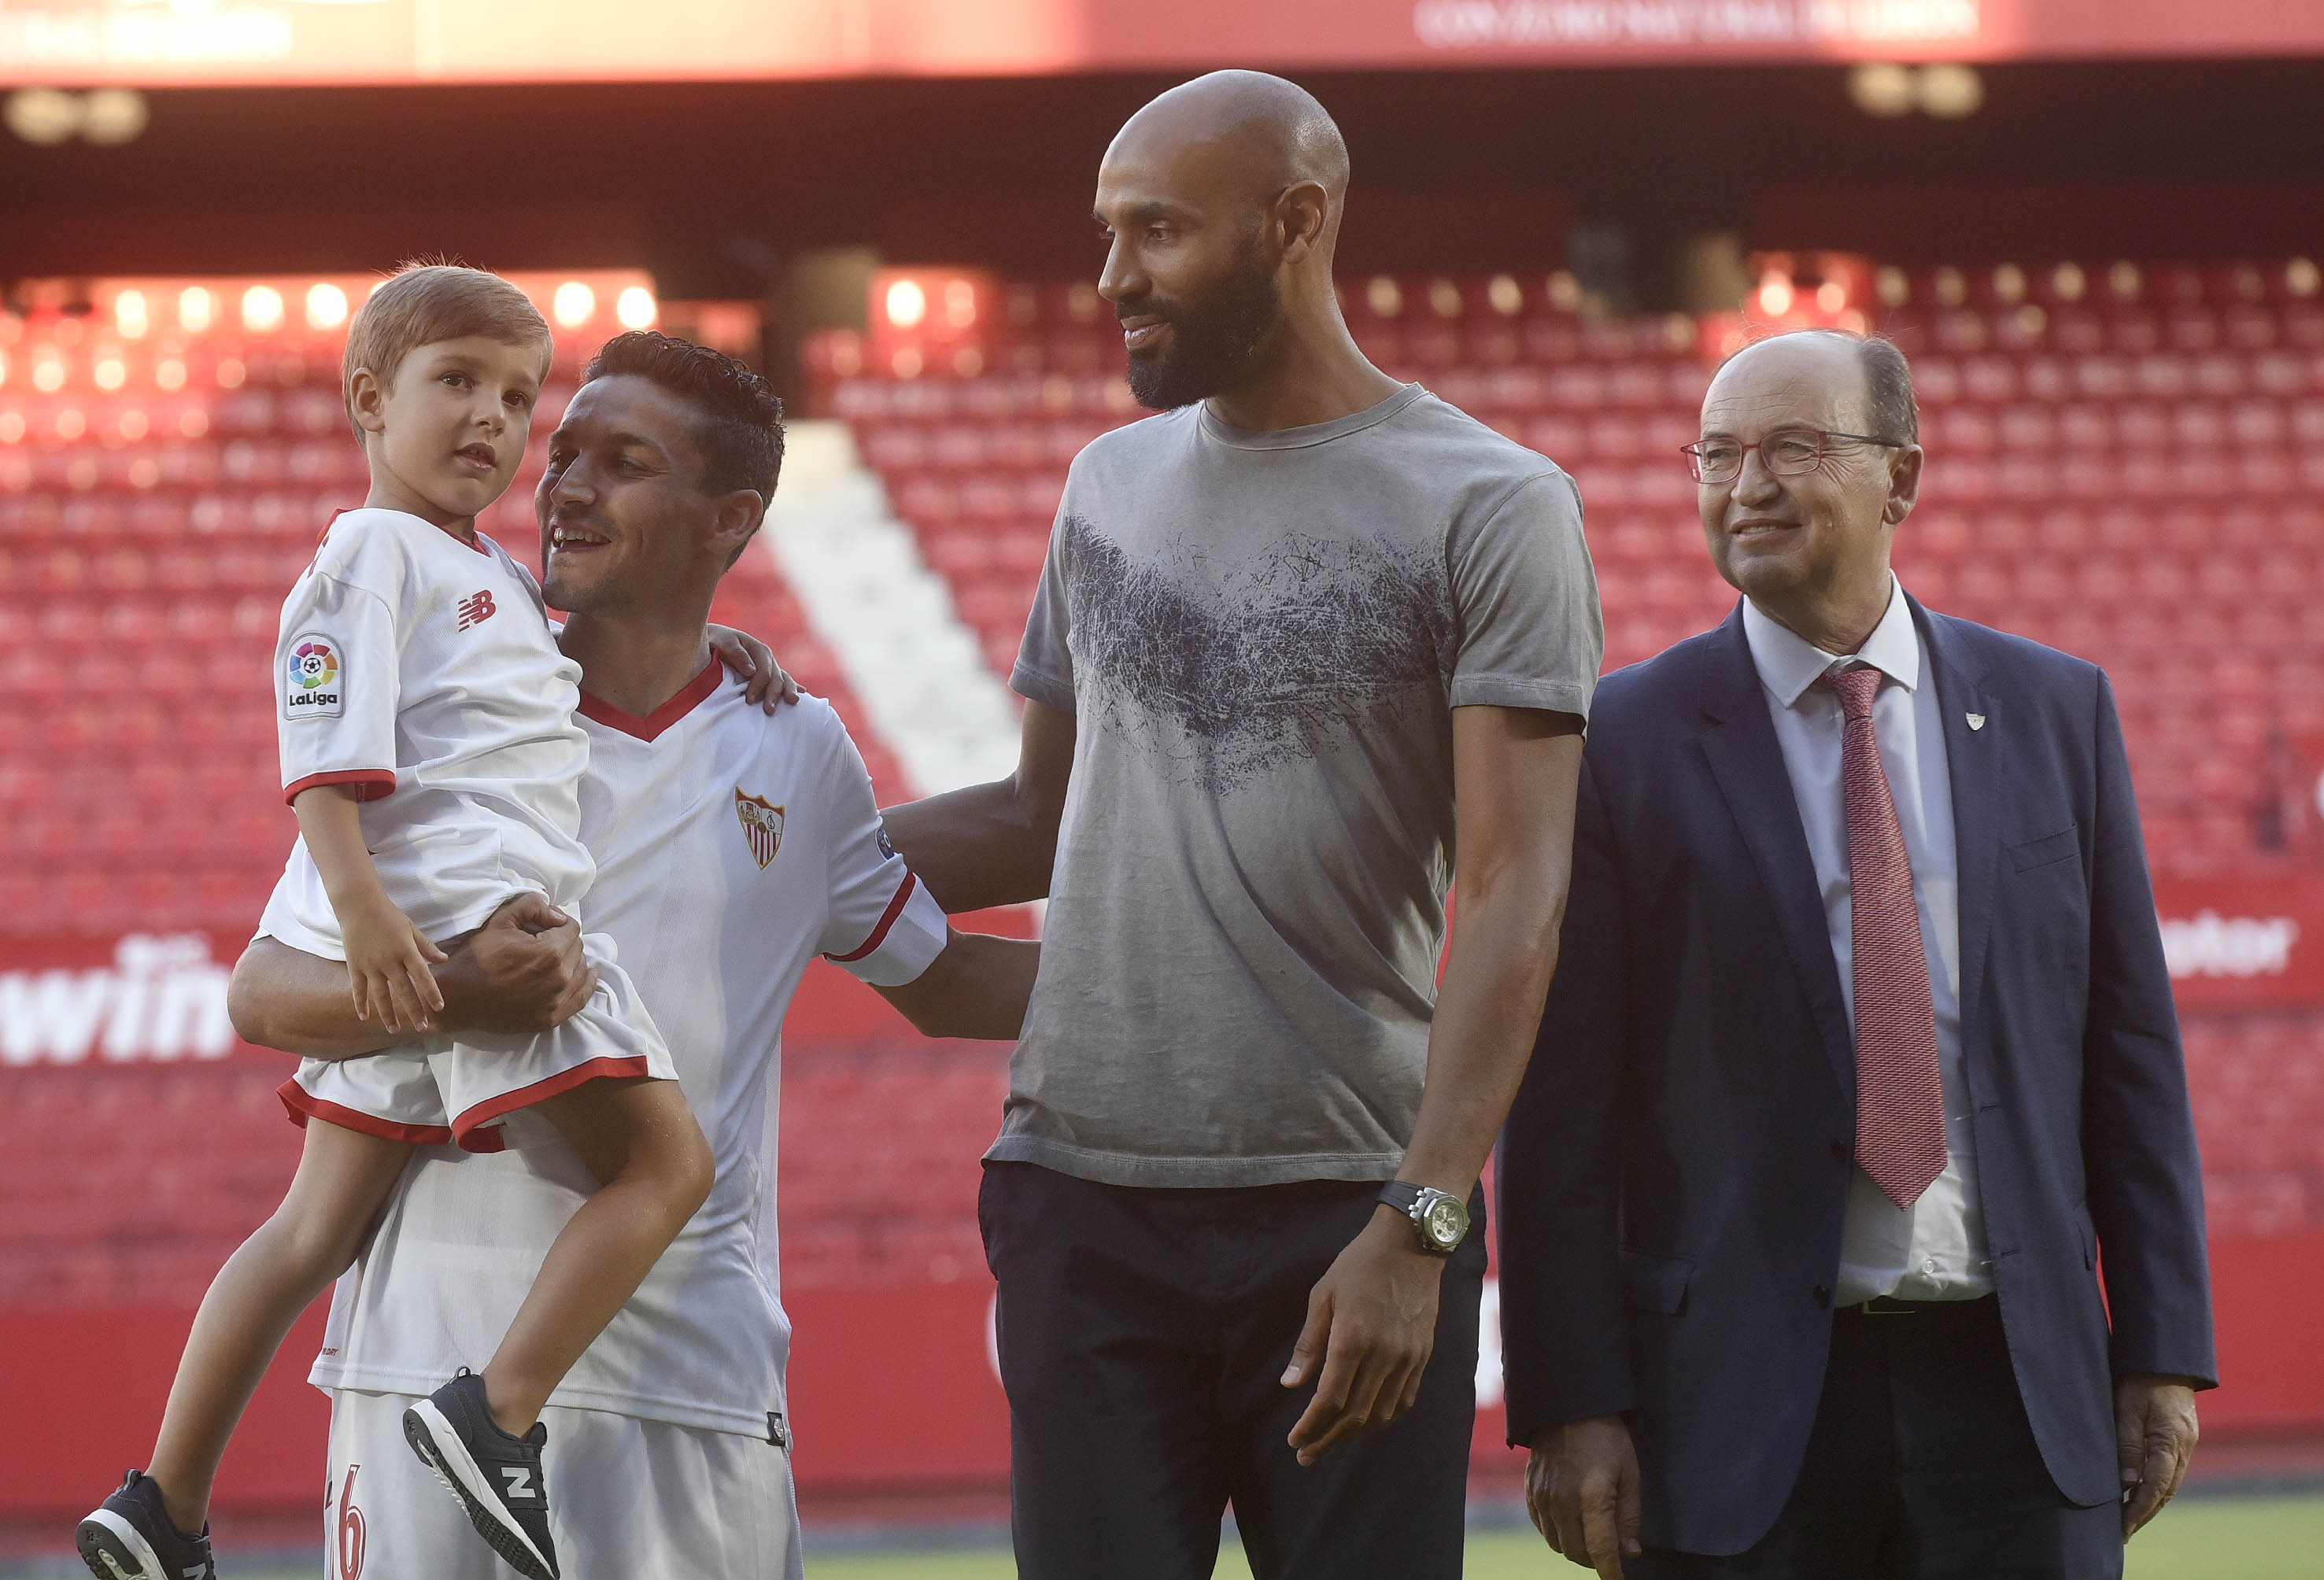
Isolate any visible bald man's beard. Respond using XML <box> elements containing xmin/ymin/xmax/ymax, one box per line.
<box><xmin>1120</xmin><ymin>237</ymin><xmax>1282</xmax><ymax>412</ymax></box>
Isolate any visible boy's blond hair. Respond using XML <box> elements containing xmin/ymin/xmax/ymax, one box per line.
<box><xmin>341</xmin><ymin>263</ymin><xmax>554</xmax><ymax>441</ymax></box>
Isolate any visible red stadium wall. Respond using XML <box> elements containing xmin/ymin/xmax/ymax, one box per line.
<box><xmin>2</xmin><ymin>1237</ymin><xmax>2319</xmax><ymax>1524</ymax></box>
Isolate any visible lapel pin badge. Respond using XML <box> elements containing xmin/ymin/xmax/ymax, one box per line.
<box><xmin>1966</xmin><ymin>712</ymin><xmax>1987</xmax><ymax>732</ymax></box>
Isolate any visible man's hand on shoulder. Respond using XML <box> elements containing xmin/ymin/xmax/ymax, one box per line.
<box><xmin>2116</xmin><ymin>1373</ymin><xmax>2200</xmax><ymax>1539</ymax></box>
<box><xmin>1527</xmin><ymin>1415</ymin><xmax>1642</xmax><ymax>1578</ymax></box>
<box><xmin>435</xmin><ymin>893</ymin><xmax>596</xmax><ymax>1035</ymax></box>
<box><xmin>1280</xmin><ymin>1205</ymin><xmax>1445</xmax><ymax>1465</ymax></box>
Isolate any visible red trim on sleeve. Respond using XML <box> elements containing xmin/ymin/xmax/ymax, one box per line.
<box><xmin>446</xmin><ymin>1054</ymin><xmax>660</xmax><ymax>1151</ymax></box>
<box><xmin>576</xmin><ymin>659</ymin><xmax>726</xmax><ymax>744</ymax></box>
<box><xmin>284</xmin><ymin>770</ymin><xmax>397</xmax><ymax>806</ymax></box>
<box><xmin>826</xmin><ymin>871</ymin><xmax>920</xmax><ymax>964</ymax></box>
<box><xmin>277</xmin><ymin>1077</ymin><xmax>462</xmax><ymax>1148</ymax></box>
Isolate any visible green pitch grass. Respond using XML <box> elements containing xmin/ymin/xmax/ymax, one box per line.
<box><xmin>800</xmin><ymin>1493</ymin><xmax>2324</xmax><ymax>1579</ymax></box>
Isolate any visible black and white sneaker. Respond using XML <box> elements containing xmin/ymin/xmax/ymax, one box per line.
<box><xmin>76</xmin><ymin>1471</ymin><xmax>216</xmax><ymax>1580</ymax></box>
<box><xmin>403</xmin><ymin>1371</ymin><xmax>559</xmax><ymax>1580</ymax></box>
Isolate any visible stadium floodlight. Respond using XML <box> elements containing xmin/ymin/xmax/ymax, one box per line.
<box><xmin>554</xmin><ymin>281</ymin><xmax>596</xmax><ymax>329</ymax></box>
<box><xmin>179</xmin><ymin>286</ymin><xmax>215</xmax><ymax>332</ymax></box>
<box><xmin>115</xmin><ymin>290</ymin><xmax>150</xmax><ymax>340</ymax></box>
<box><xmin>1847</xmin><ymin>64</ymin><xmax>1915</xmax><ymax>118</ymax></box>
<box><xmin>242</xmin><ymin>286</ymin><xmax>286</xmax><ymax>334</ymax></box>
<box><xmin>885</xmin><ymin>279</ymin><xmax>927</xmax><ymax>330</ymax></box>
<box><xmin>616</xmin><ymin>286</ymin><xmax>657</xmax><ymax>331</ymax></box>
<box><xmin>306</xmin><ymin>283</ymin><xmax>349</xmax><ymax>330</ymax></box>
<box><xmin>4</xmin><ymin>87</ymin><xmax>81</xmax><ymax>145</ymax></box>
<box><xmin>80</xmin><ymin>88</ymin><xmax>148</xmax><ymax>146</ymax></box>
<box><xmin>1918</xmin><ymin>63</ymin><xmax>1983</xmax><ymax>119</ymax></box>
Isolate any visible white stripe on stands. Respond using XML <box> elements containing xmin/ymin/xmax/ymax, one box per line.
<box><xmin>759</xmin><ymin>421</ymin><xmax>1025</xmax><ymax>799</ymax></box>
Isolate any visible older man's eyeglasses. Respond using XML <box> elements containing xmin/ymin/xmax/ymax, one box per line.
<box><xmin>1682</xmin><ymin>428</ymin><xmax>1904</xmax><ymax>486</ymax></box>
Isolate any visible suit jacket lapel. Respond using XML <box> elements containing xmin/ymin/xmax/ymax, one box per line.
<box><xmin>1694</xmin><ymin>607</ymin><xmax>1856</xmax><ymax>1096</ymax></box>
<box><xmin>1916</xmin><ymin>600</ymin><xmax>2000</xmax><ymax>1042</ymax></box>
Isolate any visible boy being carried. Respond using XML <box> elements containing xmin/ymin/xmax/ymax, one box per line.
<box><xmin>79</xmin><ymin>265</ymin><xmax>745</xmax><ymax>1580</ymax></box>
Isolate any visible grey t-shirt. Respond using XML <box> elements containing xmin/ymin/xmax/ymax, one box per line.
<box><xmin>995</xmin><ymin>382</ymin><xmax>1602</xmax><ymax>1188</ymax></box>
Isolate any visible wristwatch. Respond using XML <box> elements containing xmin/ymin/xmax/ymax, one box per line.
<box><xmin>1377</xmin><ymin>1181</ymin><xmax>1470</xmax><ymax>1255</ymax></box>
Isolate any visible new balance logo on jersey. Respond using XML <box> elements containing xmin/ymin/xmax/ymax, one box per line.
<box><xmin>456</xmin><ymin>590</ymin><xmax>497</xmax><ymax>630</ymax></box>
<box><xmin>501</xmin><ymin>1467</ymin><xmax>537</xmax><ymax>1502</ymax></box>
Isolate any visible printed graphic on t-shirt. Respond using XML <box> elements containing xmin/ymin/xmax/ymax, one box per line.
<box><xmin>1061</xmin><ymin>512</ymin><xmax>1450</xmax><ymax>794</ymax></box>
<box><xmin>283</xmin><ymin>633</ymin><xmax>344</xmax><ymax>718</ymax></box>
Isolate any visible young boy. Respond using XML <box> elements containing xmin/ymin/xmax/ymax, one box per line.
<box><xmin>79</xmin><ymin>266</ymin><xmax>727</xmax><ymax>1580</ymax></box>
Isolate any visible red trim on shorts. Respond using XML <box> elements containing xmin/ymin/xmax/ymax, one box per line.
<box><xmin>284</xmin><ymin>769</ymin><xmax>397</xmax><ymax>806</ymax></box>
<box><xmin>277</xmin><ymin>1076</ymin><xmax>461</xmax><ymax>1148</ymax></box>
<box><xmin>446</xmin><ymin>1054</ymin><xmax>659</xmax><ymax>1150</ymax></box>
<box><xmin>576</xmin><ymin>659</ymin><xmax>726</xmax><ymax>743</ymax></box>
<box><xmin>826</xmin><ymin>871</ymin><xmax>919</xmax><ymax>964</ymax></box>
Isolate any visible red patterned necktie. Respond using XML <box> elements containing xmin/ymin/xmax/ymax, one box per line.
<box><xmin>1818</xmin><ymin>666</ymin><xmax>1947</xmax><ymax>1210</ymax></box>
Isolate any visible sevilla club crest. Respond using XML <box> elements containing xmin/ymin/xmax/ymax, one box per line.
<box><xmin>735</xmin><ymin>790</ymin><xmax>786</xmax><ymax>869</ymax></box>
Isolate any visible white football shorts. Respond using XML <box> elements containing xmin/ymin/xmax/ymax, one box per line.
<box><xmin>278</xmin><ymin>931</ymin><xmax>674</xmax><ymax>1154</ymax></box>
<box><xmin>325</xmin><ymin>1387</ymin><xmax>803</xmax><ymax>1580</ymax></box>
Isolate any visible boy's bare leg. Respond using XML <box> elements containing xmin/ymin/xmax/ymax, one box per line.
<box><xmin>479</xmin><ymin>1076</ymin><xmax>712</xmax><ymax>1435</ymax></box>
<box><xmin>147</xmin><ymin>1118</ymin><xmax>413</xmax><ymax>1530</ymax></box>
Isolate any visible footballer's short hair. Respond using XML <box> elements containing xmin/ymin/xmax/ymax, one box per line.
<box><xmin>582</xmin><ymin>331</ymin><xmax>786</xmax><ymax>504</ymax></box>
<box><xmin>341</xmin><ymin>263</ymin><xmax>553</xmax><ymax>439</ymax></box>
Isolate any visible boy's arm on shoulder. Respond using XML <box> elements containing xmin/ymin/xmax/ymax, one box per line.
<box><xmin>870</xmin><ymin>928</ymin><xmax>1039</xmax><ymax>1041</ymax></box>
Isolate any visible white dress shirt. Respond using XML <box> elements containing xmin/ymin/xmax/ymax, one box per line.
<box><xmin>1742</xmin><ymin>578</ymin><xmax>1993</xmax><ymax>1304</ymax></box>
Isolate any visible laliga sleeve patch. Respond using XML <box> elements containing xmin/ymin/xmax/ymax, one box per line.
<box><xmin>283</xmin><ymin>633</ymin><xmax>345</xmax><ymax>718</ymax></box>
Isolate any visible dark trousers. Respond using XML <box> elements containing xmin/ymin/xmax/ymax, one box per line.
<box><xmin>1633</xmin><ymin>1297</ymin><xmax>2122</xmax><ymax>1580</ymax></box>
<box><xmin>978</xmin><ymin>1161</ymin><xmax>1486</xmax><ymax>1580</ymax></box>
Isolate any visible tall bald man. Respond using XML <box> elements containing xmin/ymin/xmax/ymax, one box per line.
<box><xmin>1498</xmin><ymin>330</ymin><xmax>2212</xmax><ymax>1578</ymax></box>
<box><xmin>885</xmin><ymin>72</ymin><xmax>1601</xmax><ymax>1576</ymax></box>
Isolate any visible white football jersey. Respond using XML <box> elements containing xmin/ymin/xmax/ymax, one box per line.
<box><xmin>309</xmin><ymin>670</ymin><xmax>949</xmax><ymax>1438</ymax></box>
<box><xmin>262</xmin><ymin>507</ymin><xmax>597</xmax><ymax>958</ymax></box>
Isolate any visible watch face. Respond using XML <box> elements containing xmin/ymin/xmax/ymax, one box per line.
<box><xmin>1421</xmin><ymin>1194</ymin><xmax>1469</xmax><ymax>1251</ymax></box>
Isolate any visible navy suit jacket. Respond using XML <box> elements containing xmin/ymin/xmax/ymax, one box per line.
<box><xmin>1497</xmin><ymin>598</ymin><xmax>2216</xmax><ymax>1556</ymax></box>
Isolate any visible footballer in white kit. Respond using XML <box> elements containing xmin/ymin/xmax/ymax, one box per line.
<box><xmin>264</xmin><ymin>506</ymin><xmax>674</xmax><ymax>1148</ymax></box>
<box><xmin>313</xmin><ymin>665</ymin><xmax>951</xmax><ymax>1579</ymax></box>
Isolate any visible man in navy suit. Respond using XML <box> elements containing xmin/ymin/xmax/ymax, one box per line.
<box><xmin>1498</xmin><ymin>330</ymin><xmax>2215</xmax><ymax>1577</ymax></box>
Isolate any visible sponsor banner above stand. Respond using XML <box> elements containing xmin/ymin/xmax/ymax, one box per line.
<box><xmin>3</xmin><ymin>874</ymin><xmax>2317</xmax><ymax>1069</ymax></box>
<box><xmin>4</xmin><ymin>0</ymin><xmax>2324</xmax><ymax>88</ymax></box>
<box><xmin>0</xmin><ymin>932</ymin><xmax>249</xmax><ymax>1068</ymax></box>
<box><xmin>2154</xmin><ymin>874</ymin><xmax>2324</xmax><ymax>1013</ymax></box>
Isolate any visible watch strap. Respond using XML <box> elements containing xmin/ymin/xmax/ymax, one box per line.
<box><xmin>1376</xmin><ymin>1180</ymin><xmax>1423</xmax><ymax>1216</ymax></box>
